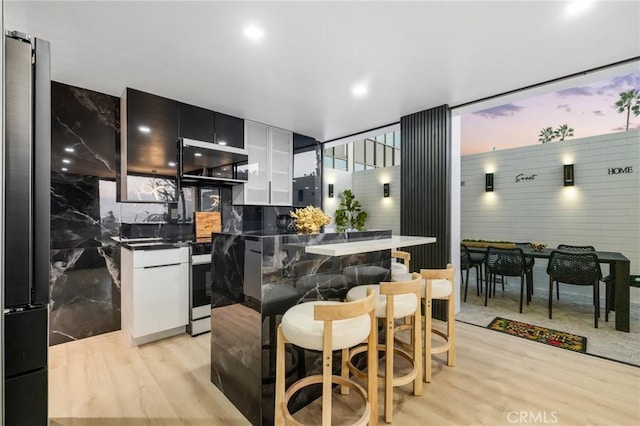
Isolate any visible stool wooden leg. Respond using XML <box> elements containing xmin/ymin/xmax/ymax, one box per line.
<box><xmin>447</xmin><ymin>293</ymin><xmax>456</xmax><ymax>367</ymax></box>
<box><xmin>367</xmin><ymin>308</ymin><xmax>378</xmax><ymax>426</ymax></box>
<box><xmin>424</xmin><ymin>298</ymin><xmax>433</xmax><ymax>383</ymax></box>
<box><xmin>385</xmin><ymin>307</ymin><xmax>394</xmax><ymax>423</ymax></box>
<box><xmin>274</xmin><ymin>325</ymin><xmax>286</xmax><ymax>425</ymax></box>
<box><xmin>413</xmin><ymin>301</ymin><xmax>423</xmax><ymax>396</ymax></box>
<box><xmin>341</xmin><ymin>348</ymin><xmax>349</xmax><ymax>395</ymax></box>
<box><xmin>322</xmin><ymin>320</ymin><xmax>333</xmax><ymax>426</ymax></box>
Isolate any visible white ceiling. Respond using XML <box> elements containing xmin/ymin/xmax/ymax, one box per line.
<box><xmin>5</xmin><ymin>1</ymin><xmax>640</xmax><ymax>141</ymax></box>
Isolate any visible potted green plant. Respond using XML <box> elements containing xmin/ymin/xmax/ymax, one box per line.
<box><xmin>334</xmin><ymin>189</ymin><xmax>367</xmax><ymax>232</ymax></box>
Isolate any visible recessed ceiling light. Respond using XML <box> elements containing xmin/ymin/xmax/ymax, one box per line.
<box><xmin>218</xmin><ymin>140</ymin><xmax>227</xmax><ymax>146</ymax></box>
<box><xmin>139</xmin><ymin>125</ymin><xmax>151</xmax><ymax>134</ymax></box>
<box><xmin>352</xmin><ymin>84</ymin><xmax>368</xmax><ymax>98</ymax></box>
<box><xmin>64</xmin><ymin>147</ymin><xmax>75</xmax><ymax>153</ymax></box>
<box><xmin>194</xmin><ymin>152</ymin><xmax>202</xmax><ymax>157</ymax></box>
<box><xmin>61</xmin><ymin>167</ymin><xmax>68</xmax><ymax>172</ymax></box>
<box><xmin>62</xmin><ymin>159</ymin><xmax>71</xmax><ymax>164</ymax></box>
<box><xmin>243</xmin><ymin>25</ymin><xmax>265</xmax><ymax>42</ymax></box>
<box><xmin>168</xmin><ymin>161</ymin><xmax>176</xmax><ymax>167</ymax></box>
<box><xmin>565</xmin><ymin>1</ymin><xmax>593</xmax><ymax>17</ymax></box>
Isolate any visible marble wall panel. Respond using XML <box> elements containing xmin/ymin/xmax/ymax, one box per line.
<box><xmin>50</xmin><ymin>82</ymin><xmax>122</xmax><ymax>345</ymax></box>
<box><xmin>49</xmin><ymin>245</ymin><xmax>121</xmax><ymax>346</ymax></box>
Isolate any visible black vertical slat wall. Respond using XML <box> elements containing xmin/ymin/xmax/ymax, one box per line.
<box><xmin>400</xmin><ymin>105</ymin><xmax>452</xmax><ymax>269</ymax></box>
<box><xmin>400</xmin><ymin>105</ymin><xmax>452</xmax><ymax>319</ymax></box>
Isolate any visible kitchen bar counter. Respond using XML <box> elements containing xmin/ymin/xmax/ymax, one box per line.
<box><xmin>210</xmin><ymin>229</ymin><xmax>394</xmax><ymax>425</ymax></box>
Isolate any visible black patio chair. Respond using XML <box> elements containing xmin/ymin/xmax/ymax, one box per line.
<box><xmin>556</xmin><ymin>244</ymin><xmax>614</xmax><ymax>322</ymax></box>
<box><xmin>547</xmin><ymin>250</ymin><xmax>602</xmax><ymax>328</ymax></box>
<box><xmin>484</xmin><ymin>247</ymin><xmax>533</xmax><ymax>313</ymax></box>
<box><xmin>515</xmin><ymin>242</ymin><xmax>536</xmax><ymax>294</ymax></box>
<box><xmin>461</xmin><ymin>243</ymin><xmax>483</xmax><ymax>302</ymax></box>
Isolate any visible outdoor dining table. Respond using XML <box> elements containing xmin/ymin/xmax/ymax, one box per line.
<box><xmin>467</xmin><ymin>245</ymin><xmax>631</xmax><ymax>332</ymax></box>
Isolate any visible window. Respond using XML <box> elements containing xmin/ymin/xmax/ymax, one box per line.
<box><xmin>323</xmin><ymin>129</ymin><xmax>401</xmax><ymax>172</ymax></box>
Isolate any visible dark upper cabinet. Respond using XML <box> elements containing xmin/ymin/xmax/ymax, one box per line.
<box><xmin>179</xmin><ymin>103</ymin><xmax>215</xmax><ymax>143</ymax></box>
<box><xmin>178</xmin><ymin>104</ymin><xmax>243</xmax><ymax>149</ymax></box>
<box><xmin>125</xmin><ymin>88</ymin><xmax>179</xmax><ymax>176</ymax></box>
<box><xmin>214</xmin><ymin>112</ymin><xmax>244</xmax><ymax>148</ymax></box>
<box><xmin>118</xmin><ymin>88</ymin><xmax>245</xmax><ymax>201</ymax></box>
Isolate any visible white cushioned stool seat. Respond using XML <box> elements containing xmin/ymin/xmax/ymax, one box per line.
<box><xmin>391</xmin><ymin>262</ymin><xmax>409</xmax><ymax>276</ymax></box>
<box><xmin>393</xmin><ymin>275</ymin><xmax>453</xmax><ymax>299</ymax></box>
<box><xmin>392</xmin><ymin>273</ymin><xmax>413</xmax><ymax>283</ymax></box>
<box><xmin>346</xmin><ymin>284</ymin><xmax>418</xmax><ymax>319</ymax></box>
<box><xmin>423</xmin><ymin>278</ymin><xmax>453</xmax><ymax>299</ymax></box>
<box><xmin>281</xmin><ymin>301</ymin><xmax>371</xmax><ymax>352</ymax></box>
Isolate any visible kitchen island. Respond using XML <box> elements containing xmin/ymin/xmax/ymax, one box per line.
<box><xmin>209</xmin><ymin>229</ymin><xmax>435</xmax><ymax>425</ymax></box>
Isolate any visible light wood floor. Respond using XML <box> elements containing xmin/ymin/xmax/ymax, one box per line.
<box><xmin>49</xmin><ymin>321</ymin><xmax>640</xmax><ymax>425</ymax></box>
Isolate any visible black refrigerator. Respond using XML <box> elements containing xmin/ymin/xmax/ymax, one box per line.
<box><xmin>3</xmin><ymin>31</ymin><xmax>50</xmax><ymax>425</ymax></box>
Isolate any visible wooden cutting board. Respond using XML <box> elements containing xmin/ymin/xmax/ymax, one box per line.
<box><xmin>194</xmin><ymin>212</ymin><xmax>221</xmax><ymax>239</ymax></box>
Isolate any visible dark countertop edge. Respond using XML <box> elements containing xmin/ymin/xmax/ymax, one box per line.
<box><xmin>113</xmin><ymin>236</ymin><xmax>206</xmax><ymax>251</ymax></box>
<box><xmin>118</xmin><ymin>242</ymin><xmax>192</xmax><ymax>251</ymax></box>
<box><xmin>212</xmin><ymin>229</ymin><xmax>392</xmax><ymax>238</ymax></box>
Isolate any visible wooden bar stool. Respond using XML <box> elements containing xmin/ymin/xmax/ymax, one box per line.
<box><xmin>391</xmin><ymin>250</ymin><xmax>411</xmax><ymax>278</ymax></box>
<box><xmin>420</xmin><ymin>264</ymin><xmax>456</xmax><ymax>383</ymax></box>
<box><xmin>274</xmin><ymin>291</ymin><xmax>378</xmax><ymax>426</ymax></box>
<box><xmin>345</xmin><ymin>272</ymin><xmax>423</xmax><ymax>423</ymax></box>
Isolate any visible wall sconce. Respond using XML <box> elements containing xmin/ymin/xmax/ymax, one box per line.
<box><xmin>383</xmin><ymin>183</ymin><xmax>390</xmax><ymax>198</ymax></box>
<box><xmin>563</xmin><ymin>164</ymin><xmax>574</xmax><ymax>186</ymax></box>
<box><xmin>485</xmin><ymin>173</ymin><xmax>494</xmax><ymax>192</ymax></box>
<box><xmin>328</xmin><ymin>183</ymin><xmax>334</xmax><ymax>198</ymax></box>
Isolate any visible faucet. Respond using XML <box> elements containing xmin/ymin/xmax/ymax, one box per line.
<box><xmin>134</xmin><ymin>210</ymin><xmax>149</xmax><ymax>223</ymax></box>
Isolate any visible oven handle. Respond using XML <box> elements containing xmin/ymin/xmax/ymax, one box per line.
<box><xmin>191</xmin><ymin>254</ymin><xmax>212</xmax><ymax>265</ymax></box>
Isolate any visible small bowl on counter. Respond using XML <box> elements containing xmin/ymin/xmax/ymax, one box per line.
<box><xmin>530</xmin><ymin>242</ymin><xmax>547</xmax><ymax>252</ymax></box>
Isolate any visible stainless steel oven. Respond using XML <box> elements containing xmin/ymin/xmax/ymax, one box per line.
<box><xmin>189</xmin><ymin>242</ymin><xmax>213</xmax><ymax>336</ymax></box>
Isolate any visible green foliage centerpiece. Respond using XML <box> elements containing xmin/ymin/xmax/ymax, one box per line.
<box><xmin>334</xmin><ymin>189</ymin><xmax>367</xmax><ymax>232</ymax></box>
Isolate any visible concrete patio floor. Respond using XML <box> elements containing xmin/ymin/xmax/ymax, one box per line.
<box><xmin>456</xmin><ymin>263</ymin><xmax>640</xmax><ymax>366</ymax></box>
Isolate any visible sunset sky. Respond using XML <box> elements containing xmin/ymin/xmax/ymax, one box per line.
<box><xmin>461</xmin><ymin>71</ymin><xmax>640</xmax><ymax>155</ymax></box>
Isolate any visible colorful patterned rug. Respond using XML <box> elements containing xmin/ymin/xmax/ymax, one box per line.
<box><xmin>487</xmin><ymin>317</ymin><xmax>587</xmax><ymax>353</ymax></box>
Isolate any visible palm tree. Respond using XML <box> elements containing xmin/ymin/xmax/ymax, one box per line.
<box><xmin>615</xmin><ymin>89</ymin><xmax>640</xmax><ymax>131</ymax></box>
<box><xmin>633</xmin><ymin>101</ymin><xmax>640</xmax><ymax>118</ymax></box>
<box><xmin>556</xmin><ymin>124</ymin><xmax>574</xmax><ymax>141</ymax></box>
<box><xmin>538</xmin><ymin>127</ymin><xmax>556</xmax><ymax>144</ymax></box>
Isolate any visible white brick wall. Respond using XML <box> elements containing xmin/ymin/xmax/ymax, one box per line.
<box><xmin>323</xmin><ymin>168</ymin><xmax>353</xmax><ymax>229</ymax></box>
<box><xmin>353</xmin><ymin>166</ymin><xmax>401</xmax><ymax>234</ymax></box>
<box><xmin>461</xmin><ymin>130</ymin><xmax>640</xmax><ymax>274</ymax></box>
<box><xmin>323</xmin><ymin>166</ymin><xmax>401</xmax><ymax>234</ymax></box>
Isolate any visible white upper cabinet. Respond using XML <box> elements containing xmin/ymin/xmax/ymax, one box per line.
<box><xmin>234</xmin><ymin>120</ymin><xmax>293</xmax><ymax>205</ymax></box>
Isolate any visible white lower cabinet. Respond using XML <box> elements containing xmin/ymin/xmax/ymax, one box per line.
<box><xmin>122</xmin><ymin>247</ymin><xmax>189</xmax><ymax>345</ymax></box>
